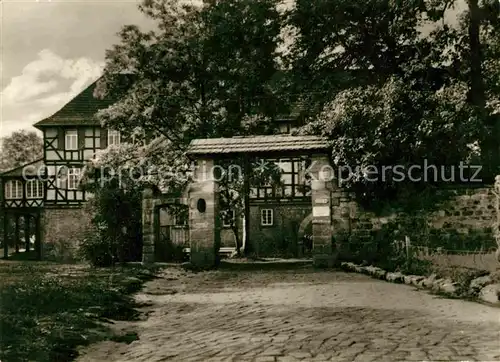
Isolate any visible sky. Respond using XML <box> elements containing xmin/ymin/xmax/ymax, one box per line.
<box><xmin>0</xmin><ymin>0</ymin><xmax>155</xmax><ymax>138</ymax></box>
<box><xmin>0</xmin><ymin>0</ymin><xmax>467</xmax><ymax>139</ymax></box>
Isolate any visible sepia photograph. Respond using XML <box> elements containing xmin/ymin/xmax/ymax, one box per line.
<box><xmin>0</xmin><ymin>0</ymin><xmax>499</xmax><ymax>361</ymax></box>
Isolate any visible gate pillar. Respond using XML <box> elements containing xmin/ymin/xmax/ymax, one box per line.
<box><xmin>188</xmin><ymin>158</ymin><xmax>220</xmax><ymax>269</ymax></box>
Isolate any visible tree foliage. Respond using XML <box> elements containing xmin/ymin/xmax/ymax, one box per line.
<box><xmin>291</xmin><ymin>0</ymin><xmax>500</xmax><ymax>209</ymax></box>
<box><xmin>0</xmin><ymin>131</ymin><xmax>43</xmax><ymax>172</ymax></box>
<box><xmin>95</xmin><ymin>0</ymin><xmax>285</xmax><ymax>145</ymax></box>
<box><xmin>85</xmin><ymin>0</ymin><xmax>500</xmax><ymax>254</ymax></box>
<box><xmin>87</xmin><ymin>0</ymin><xmax>286</xmax><ymax>254</ymax></box>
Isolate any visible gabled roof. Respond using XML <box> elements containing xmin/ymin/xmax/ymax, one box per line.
<box><xmin>0</xmin><ymin>158</ymin><xmax>45</xmax><ymax>178</ymax></box>
<box><xmin>186</xmin><ymin>135</ymin><xmax>329</xmax><ymax>155</ymax></box>
<box><xmin>33</xmin><ymin>74</ymin><xmax>134</xmax><ymax>128</ymax></box>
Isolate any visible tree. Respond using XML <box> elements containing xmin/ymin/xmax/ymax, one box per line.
<box><xmin>465</xmin><ymin>0</ymin><xmax>500</xmax><ymax>177</ymax></box>
<box><xmin>95</xmin><ymin>0</ymin><xmax>284</xmax><ymax>144</ymax></box>
<box><xmin>290</xmin><ymin>0</ymin><xmax>500</xmax><ymax>209</ymax></box>
<box><xmin>300</xmin><ymin>76</ymin><xmax>481</xmax><ymax>209</ymax></box>
<box><xmin>92</xmin><ymin>0</ymin><xmax>286</xmax><ymax>255</ymax></box>
<box><xmin>285</xmin><ymin>0</ymin><xmax>434</xmax><ymax>120</ymax></box>
<box><xmin>79</xmin><ymin>139</ymin><xmax>191</xmax><ymax>265</ymax></box>
<box><xmin>0</xmin><ymin>130</ymin><xmax>43</xmax><ymax>172</ymax></box>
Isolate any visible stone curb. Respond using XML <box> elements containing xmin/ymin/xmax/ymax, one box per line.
<box><xmin>340</xmin><ymin>262</ymin><xmax>500</xmax><ymax>306</ymax></box>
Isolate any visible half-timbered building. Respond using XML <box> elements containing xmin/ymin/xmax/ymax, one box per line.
<box><xmin>0</xmin><ymin>159</ymin><xmax>45</xmax><ymax>259</ymax></box>
<box><xmin>0</xmin><ymin>77</ymin><xmax>128</xmax><ymax>259</ymax></box>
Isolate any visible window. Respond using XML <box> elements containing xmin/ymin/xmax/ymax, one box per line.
<box><xmin>67</xmin><ymin>168</ymin><xmax>81</xmax><ymax>190</ymax></box>
<box><xmin>26</xmin><ymin>180</ymin><xmax>44</xmax><ymax>199</ymax></box>
<box><xmin>261</xmin><ymin>209</ymin><xmax>273</xmax><ymax>226</ymax></box>
<box><xmin>65</xmin><ymin>130</ymin><xmax>78</xmax><ymax>150</ymax></box>
<box><xmin>4</xmin><ymin>180</ymin><xmax>23</xmax><ymax>199</ymax></box>
<box><xmin>108</xmin><ymin>130</ymin><xmax>121</xmax><ymax>146</ymax></box>
<box><xmin>173</xmin><ymin>215</ymin><xmax>187</xmax><ymax>226</ymax></box>
<box><xmin>56</xmin><ymin>167</ymin><xmax>67</xmax><ymax>189</ymax></box>
<box><xmin>253</xmin><ymin>157</ymin><xmax>311</xmax><ymax>199</ymax></box>
<box><xmin>278</xmin><ymin>123</ymin><xmax>291</xmax><ymax>134</ymax></box>
<box><xmin>222</xmin><ymin>210</ymin><xmax>235</xmax><ymax>228</ymax></box>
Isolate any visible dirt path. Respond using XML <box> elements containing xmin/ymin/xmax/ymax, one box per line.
<box><xmin>77</xmin><ymin>267</ymin><xmax>500</xmax><ymax>361</ymax></box>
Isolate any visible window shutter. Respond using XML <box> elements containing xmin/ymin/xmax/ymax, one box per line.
<box><xmin>58</xmin><ymin>128</ymin><xmax>65</xmax><ymax>150</ymax></box>
<box><xmin>78</xmin><ymin>128</ymin><xmax>85</xmax><ymax>149</ymax></box>
<box><xmin>101</xmin><ymin>129</ymin><xmax>108</xmax><ymax>149</ymax></box>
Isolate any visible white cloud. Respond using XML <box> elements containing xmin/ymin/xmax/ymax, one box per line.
<box><xmin>1</xmin><ymin>113</ymin><xmax>44</xmax><ymax>138</ymax></box>
<box><xmin>1</xmin><ymin>49</ymin><xmax>104</xmax><ymax>137</ymax></box>
<box><xmin>2</xmin><ymin>49</ymin><xmax>103</xmax><ymax>105</ymax></box>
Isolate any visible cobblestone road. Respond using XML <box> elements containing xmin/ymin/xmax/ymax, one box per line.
<box><xmin>78</xmin><ymin>267</ymin><xmax>500</xmax><ymax>361</ymax></box>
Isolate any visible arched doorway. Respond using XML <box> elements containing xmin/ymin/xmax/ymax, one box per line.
<box><xmin>297</xmin><ymin>213</ymin><xmax>313</xmax><ymax>256</ymax></box>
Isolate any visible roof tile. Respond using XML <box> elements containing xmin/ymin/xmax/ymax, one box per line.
<box><xmin>187</xmin><ymin>135</ymin><xmax>329</xmax><ymax>155</ymax></box>
<box><xmin>33</xmin><ymin>74</ymin><xmax>133</xmax><ymax>128</ymax></box>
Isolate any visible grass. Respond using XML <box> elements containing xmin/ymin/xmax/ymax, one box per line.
<box><xmin>0</xmin><ymin>261</ymin><xmax>158</xmax><ymax>362</ymax></box>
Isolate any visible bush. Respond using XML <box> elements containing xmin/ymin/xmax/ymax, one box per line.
<box><xmin>78</xmin><ymin>178</ymin><xmax>143</xmax><ymax>266</ymax></box>
<box><xmin>78</xmin><ymin>230</ymin><xmax>115</xmax><ymax>267</ymax></box>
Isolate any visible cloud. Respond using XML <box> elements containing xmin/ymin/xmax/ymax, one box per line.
<box><xmin>1</xmin><ymin>49</ymin><xmax>104</xmax><ymax>137</ymax></box>
<box><xmin>2</xmin><ymin>49</ymin><xmax>103</xmax><ymax>105</ymax></box>
<box><xmin>1</xmin><ymin>113</ymin><xmax>44</xmax><ymax>138</ymax></box>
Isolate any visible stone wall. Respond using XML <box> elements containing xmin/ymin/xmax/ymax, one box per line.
<box><xmin>248</xmin><ymin>202</ymin><xmax>311</xmax><ymax>256</ymax></box>
<box><xmin>334</xmin><ymin>186</ymin><xmax>497</xmax><ymax>261</ymax></box>
<box><xmin>41</xmin><ymin>207</ymin><xmax>92</xmax><ymax>261</ymax></box>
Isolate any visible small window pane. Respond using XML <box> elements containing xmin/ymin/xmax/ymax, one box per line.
<box><xmin>65</xmin><ymin>130</ymin><xmax>78</xmax><ymax>150</ymax></box>
<box><xmin>282</xmin><ymin>174</ymin><xmax>292</xmax><ymax>184</ymax></box>
<box><xmin>67</xmin><ymin>168</ymin><xmax>81</xmax><ymax>190</ymax></box>
<box><xmin>26</xmin><ymin>180</ymin><xmax>44</xmax><ymax>199</ymax></box>
<box><xmin>279</xmin><ymin>160</ymin><xmax>292</xmax><ymax>173</ymax></box>
<box><xmin>261</xmin><ymin>209</ymin><xmax>273</xmax><ymax>226</ymax></box>
<box><xmin>5</xmin><ymin>180</ymin><xmax>23</xmax><ymax>199</ymax></box>
<box><xmin>84</xmin><ymin>128</ymin><xmax>93</xmax><ymax>136</ymax></box>
<box><xmin>85</xmin><ymin>138</ymin><xmax>94</xmax><ymax>148</ymax></box>
<box><xmin>108</xmin><ymin>130</ymin><xmax>121</xmax><ymax>146</ymax></box>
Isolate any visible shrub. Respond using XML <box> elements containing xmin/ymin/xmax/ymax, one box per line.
<box><xmin>78</xmin><ymin>178</ymin><xmax>143</xmax><ymax>266</ymax></box>
<box><xmin>78</xmin><ymin>229</ymin><xmax>115</xmax><ymax>267</ymax></box>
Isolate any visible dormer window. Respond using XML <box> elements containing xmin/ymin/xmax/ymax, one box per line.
<box><xmin>65</xmin><ymin>130</ymin><xmax>78</xmax><ymax>150</ymax></box>
<box><xmin>5</xmin><ymin>180</ymin><xmax>23</xmax><ymax>199</ymax></box>
<box><xmin>108</xmin><ymin>130</ymin><xmax>121</xmax><ymax>146</ymax></box>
